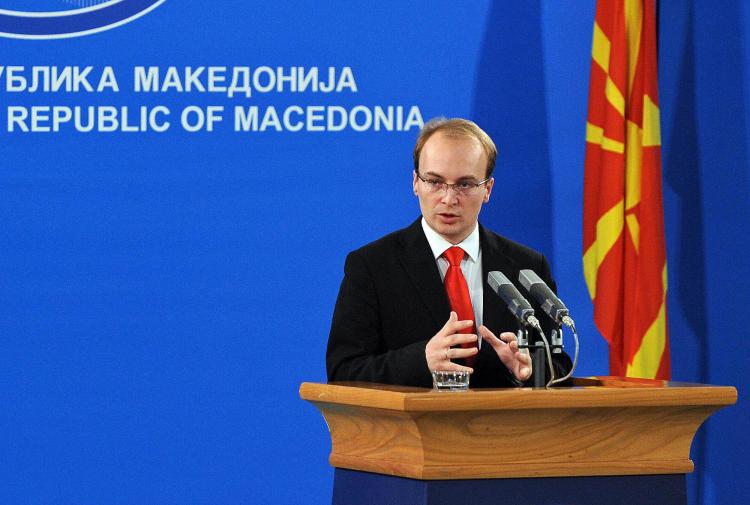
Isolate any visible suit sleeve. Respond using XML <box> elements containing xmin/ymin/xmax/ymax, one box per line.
<box><xmin>326</xmin><ymin>251</ymin><xmax>433</xmax><ymax>387</ymax></box>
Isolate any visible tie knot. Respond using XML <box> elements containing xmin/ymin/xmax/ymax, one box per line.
<box><xmin>443</xmin><ymin>246</ymin><xmax>465</xmax><ymax>267</ymax></box>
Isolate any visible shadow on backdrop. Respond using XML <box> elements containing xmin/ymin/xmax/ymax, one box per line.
<box><xmin>692</xmin><ymin>2</ymin><xmax>750</xmax><ymax>504</ymax></box>
<box><xmin>662</xmin><ymin>1</ymin><xmax>750</xmax><ymax>504</ymax></box>
<box><xmin>471</xmin><ymin>1</ymin><xmax>553</xmax><ymax>261</ymax></box>
<box><xmin>661</xmin><ymin>3</ymin><xmax>708</xmax><ymax>503</ymax></box>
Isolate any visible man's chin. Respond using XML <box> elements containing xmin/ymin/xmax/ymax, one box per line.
<box><xmin>432</xmin><ymin>223</ymin><xmax>466</xmax><ymax>244</ymax></box>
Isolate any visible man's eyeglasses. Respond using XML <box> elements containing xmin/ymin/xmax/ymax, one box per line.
<box><xmin>416</xmin><ymin>172</ymin><xmax>491</xmax><ymax>196</ymax></box>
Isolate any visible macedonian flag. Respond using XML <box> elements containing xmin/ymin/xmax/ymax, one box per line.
<box><xmin>583</xmin><ymin>0</ymin><xmax>670</xmax><ymax>379</ymax></box>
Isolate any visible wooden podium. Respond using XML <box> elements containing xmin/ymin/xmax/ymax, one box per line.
<box><xmin>300</xmin><ymin>377</ymin><xmax>736</xmax><ymax>505</ymax></box>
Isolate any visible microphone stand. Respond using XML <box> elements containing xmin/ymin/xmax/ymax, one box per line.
<box><xmin>517</xmin><ymin>326</ymin><xmax>547</xmax><ymax>388</ymax></box>
<box><xmin>550</xmin><ymin>327</ymin><xmax>563</xmax><ymax>354</ymax></box>
<box><xmin>516</xmin><ymin>327</ymin><xmax>529</xmax><ymax>352</ymax></box>
<box><xmin>532</xmin><ymin>342</ymin><xmax>547</xmax><ymax>388</ymax></box>
<box><xmin>523</xmin><ymin>324</ymin><xmax>565</xmax><ymax>388</ymax></box>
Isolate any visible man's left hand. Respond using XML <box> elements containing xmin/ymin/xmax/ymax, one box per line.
<box><xmin>478</xmin><ymin>325</ymin><xmax>532</xmax><ymax>382</ymax></box>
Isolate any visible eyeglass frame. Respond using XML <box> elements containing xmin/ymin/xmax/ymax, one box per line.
<box><xmin>415</xmin><ymin>171</ymin><xmax>492</xmax><ymax>196</ymax></box>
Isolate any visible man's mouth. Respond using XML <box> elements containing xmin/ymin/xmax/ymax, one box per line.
<box><xmin>437</xmin><ymin>213</ymin><xmax>460</xmax><ymax>223</ymax></box>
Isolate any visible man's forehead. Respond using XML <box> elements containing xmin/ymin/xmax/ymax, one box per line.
<box><xmin>419</xmin><ymin>132</ymin><xmax>487</xmax><ymax>177</ymax></box>
<box><xmin>420</xmin><ymin>170</ymin><xmax>480</xmax><ymax>181</ymax></box>
<box><xmin>421</xmin><ymin>132</ymin><xmax>484</xmax><ymax>158</ymax></box>
<box><xmin>424</xmin><ymin>130</ymin><xmax>483</xmax><ymax>149</ymax></box>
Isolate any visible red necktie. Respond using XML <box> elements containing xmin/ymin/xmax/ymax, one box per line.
<box><xmin>442</xmin><ymin>246</ymin><xmax>477</xmax><ymax>367</ymax></box>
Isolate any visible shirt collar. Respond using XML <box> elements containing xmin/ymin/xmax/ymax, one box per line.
<box><xmin>421</xmin><ymin>217</ymin><xmax>480</xmax><ymax>262</ymax></box>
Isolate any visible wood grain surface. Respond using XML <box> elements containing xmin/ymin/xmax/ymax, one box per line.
<box><xmin>300</xmin><ymin>378</ymin><xmax>737</xmax><ymax>480</ymax></box>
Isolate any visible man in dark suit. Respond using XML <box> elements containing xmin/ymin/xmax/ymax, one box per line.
<box><xmin>326</xmin><ymin>118</ymin><xmax>572</xmax><ymax>388</ymax></box>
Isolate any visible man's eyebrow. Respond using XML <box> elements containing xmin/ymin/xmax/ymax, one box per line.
<box><xmin>421</xmin><ymin>172</ymin><xmax>480</xmax><ymax>182</ymax></box>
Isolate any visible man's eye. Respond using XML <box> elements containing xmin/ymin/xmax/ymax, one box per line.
<box><xmin>427</xmin><ymin>179</ymin><xmax>442</xmax><ymax>186</ymax></box>
<box><xmin>458</xmin><ymin>182</ymin><xmax>474</xmax><ymax>190</ymax></box>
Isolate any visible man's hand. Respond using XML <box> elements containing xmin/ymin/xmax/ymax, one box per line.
<box><xmin>425</xmin><ymin>312</ymin><xmax>478</xmax><ymax>373</ymax></box>
<box><xmin>479</xmin><ymin>325</ymin><xmax>532</xmax><ymax>382</ymax></box>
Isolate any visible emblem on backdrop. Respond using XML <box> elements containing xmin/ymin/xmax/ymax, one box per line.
<box><xmin>0</xmin><ymin>0</ymin><xmax>164</xmax><ymax>39</ymax></box>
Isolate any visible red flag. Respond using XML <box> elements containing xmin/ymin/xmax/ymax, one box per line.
<box><xmin>583</xmin><ymin>0</ymin><xmax>671</xmax><ymax>379</ymax></box>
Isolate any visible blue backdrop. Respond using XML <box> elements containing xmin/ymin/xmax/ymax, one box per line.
<box><xmin>0</xmin><ymin>2</ymin><xmax>746</xmax><ymax>504</ymax></box>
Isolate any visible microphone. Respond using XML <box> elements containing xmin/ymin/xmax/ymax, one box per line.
<box><xmin>487</xmin><ymin>271</ymin><xmax>541</xmax><ymax>331</ymax></box>
<box><xmin>518</xmin><ymin>269</ymin><xmax>575</xmax><ymax>329</ymax></box>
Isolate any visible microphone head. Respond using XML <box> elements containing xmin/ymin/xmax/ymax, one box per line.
<box><xmin>487</xmin><ymin>270</ymin><xmax>511</xmax><ymax>292</ymax></box>
<box><xmin>487</xmin><ymin>270</ymin><xmax>535</xmax><ymax>324</ymax></box>
<box><xmin>519</xmin><ymin>269</ymin><xmax>569</xmax><ymax>323</ymax></box>
<box><xmin>518</xmin><ymin>269</ymin><xmax>543</xmax><ymax>291</ymax></box>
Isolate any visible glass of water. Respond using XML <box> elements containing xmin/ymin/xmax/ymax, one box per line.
<box><xmin>431</xmin><ymin>370</ymin><xmax>470</xmax><ymax>391</ymax></box>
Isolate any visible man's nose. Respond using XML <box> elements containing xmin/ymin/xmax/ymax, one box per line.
<box><xmin>440</xmin><ymin>185</ymin><xmax>460</xmax><ymax>205</ymax></box>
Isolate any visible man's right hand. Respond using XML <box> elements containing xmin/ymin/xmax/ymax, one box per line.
<box><xmin>424</xmin><ymin>311</ymin><xmax>478</xmax><ymax>373</ymax></box>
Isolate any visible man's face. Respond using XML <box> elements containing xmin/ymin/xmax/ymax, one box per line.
<box><xmin>413</xmin><ymin>131</ymin><xmax>494</xmax><ymax>244</ymax></box>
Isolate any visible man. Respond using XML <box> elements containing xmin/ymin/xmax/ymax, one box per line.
<box><xmin>326</xmin><ymin>118</ymin><xmax>572</xmax><ymax>388</ymax></box>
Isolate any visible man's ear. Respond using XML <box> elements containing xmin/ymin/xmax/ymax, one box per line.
<box><xmin>483</xmin><ymin>177</ymin><xmax>494</xmax><ymax>203</ymax></box>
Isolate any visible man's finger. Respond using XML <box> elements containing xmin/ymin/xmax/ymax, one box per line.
<box><xmin>439</xmin><ymin>312</ymin><xmax>473</xmax><ymax>336</ymax></box>
<box><xmin>449</xmin><ymin>347</ymin><xmax>479</xmax><ymax>359</ymax></box>
<box><xmin>439</xmin><ymin>311</ymin><xmax>458</xmax><ymax>333</ymax></box>
<box><xmin>498</xmin><ymin>332</ymin><xmax>517</xmax><ymax>343</ymax></box>
<box><xmin>479</xmin><ymin>326</ymin><xmax>507</xmax><ymax>349</ymax></box>
<box><xmin>481</xmin><ymin>335</ymin><xmax>507</xmax><ymax>353</ymax></box>
<box><xmin>515</xmin><ymin>350</ymin><xmax>532</xmax><ymax>380</ymax></box>
<box><xmin>440</xmin><ymin>363</ymin><xmax>474</xmax><ymax>374</ymax></box>
<box><xmin>438</xmin><ymin>311</ymin><xmax>457</xmax><ymax>332</ymax></box>
<box><xmin>517</xmin><ymin>365</ymin><xmax>531</xmax><ymax>381</ymax></box>
<box><xmin>478</xmin><ymin>325</ymin><xmax>495</xmax><ymax>339</ymax></box>
<box><xmin>446</xmin><ymin>319</ymin><xmax>474</xmax><ymax>333</ymax></box>
<box><xmin>448</xmin><ymin>333</ymin><xmax>478</xmax><ymax>346</ymax></box>
<box><xmin>516</xmin><ymin>351</ymin><xmax>532</xmax><ymax>366</ymax></box>
<box><xmin>478</xmin><ymin>325</ymin><xmax>506</xmax><ymax>346</ymax></box>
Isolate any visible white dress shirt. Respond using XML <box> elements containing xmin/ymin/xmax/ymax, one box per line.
<box><xmin>421</xmin><ymin>218</ymin><xmax>484</xmax><ymax>347</ymax></box>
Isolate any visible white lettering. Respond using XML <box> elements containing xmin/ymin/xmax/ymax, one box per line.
<box><xmin>6</xmin><ymin>66</ymin><xmax>27</xmax><ymax>92</ymax></box>
<box><xmin>162</xmin><ymin>67</ymin><xmax>184</xmax><ymax>92</ymax></box>
<box><xmin>297</xmin><ymin>67</ymin><xmax>317</xmax><ymax>92</ymax></box>
<box><xmin>336</xmin><ymin>67</ymin><xmax>357</xmax><ymax>92</ymax></box>
<box><xmin>327</xmin><ymin>106</ymin><xmax>347</xmax><ymax>132</ymax></box>
<box><xmin>184</xmin><ymin>66</ymin><xmax>206</xmax><ymax>92</ymax></box>
<box><xmin>319</xmin><ymin>68</ymin><xmax>335</xmax><ymax>93</ymax></box>
<box><xmin>98</xmin><ymin>106</ymin><xmax>119</xmax><ymax>132</ymax></box>
<box><xmin>7</xmin><ymin>106</ymin><xmax>29</xmax><ymax>132</ymax></box>
<box><xmin>232</xmin><ymin>105</ymin><xmax>424</xmax><ymax>133</ymax></box>
<box><xmin>349</xmin><ymin>105</ymin><xmax>372</xmax><ymax>132</ymax></box>
<box><xmin>134</xmin><ymin>66</ymin><xmax>159</xmax><ymax>92</ymax></box>
<box><xmin>7</xmin><ymin>105</ymin><xmax>172</xmax><ymax>133</ymax></box>
<box><xmin>282</xmin><ymin>105</ymin><xmax>304</xmax><ymax>132</ymax></box>
<box><xmin>259</xmin><ymin>106</ymin><xmax>282</xmax><ymax>131</ymax></box>
<box><xmin>253</xmin><ymin>66</ymin><xmax>276</xmax><ymax>93</ymax></box>
<box><xmin>228</xmin><ymin>67</ymin><xmax>252</xmax><ymax>98</ymax></box>
<box><xmin>234</xmin><ymin>106</ymin><xmax>258</xmax><ymax>131</ymax></box>
<box><xmin>97</xmin><ymin>66</ymin><xmax>119</xmax><ymax>92</ymax></box>
<box><xmin>28</xmin><ymin>66</ymin><xmax>50</xmax><ymax>93</ymax></box>
<box><xmin>306</xmin><ymin>105</ymin><xmax>325</xmax><ymax>132</ymax></box>
<box><xmin>52</xmin><ymin>107</ymin><xmax>72</xmax><ymax>131</ymax></box>
<box><xmin>72</xmin><ymin>66</ymin><xmax>94</xmax><ymax>92</ymax></box>
<box><xmin>404</xmin><ymin>105</ymin><xmax>424</xmax><ymax>130</ymax></box>
<box><xmin>207</xmin><ymin>67</ymin><xmax>227</xmax><ymax>93</ymax></box>
<box><xmin>276</xmin><ymin>66</ymin><xmax>296</xmax><ymax>92</ymax></box>
<box><xmin>51</xmin><ymin>67</ymin><xmax>73</xmax><ymax>92</ymax></box>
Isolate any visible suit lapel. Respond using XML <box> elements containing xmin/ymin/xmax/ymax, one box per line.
<box><xmin>397</xmin><ymin>220</ymin><xmax>521</xmax><ymax>334</ymax></box>
<box><xmin>480</xmin><ymin>224</ymin><xmax>519</xmax><ymax>334</ymax></box>
<box><xmin>398</xmin><ymin>219</ymin><xmax>452</xmax><ymax>328</ymax></box>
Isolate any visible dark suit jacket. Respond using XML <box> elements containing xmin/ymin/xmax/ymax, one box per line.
<box><xmin>326</xmin><ymin>218</ymin><xmax>572</xmax><ymax>388</ymax></box>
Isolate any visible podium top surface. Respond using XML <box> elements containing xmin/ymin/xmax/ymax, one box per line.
<box><xmin>299</xmin><ymin>377</ymin><xmax>737</xmax><ymax>412</ymax></box>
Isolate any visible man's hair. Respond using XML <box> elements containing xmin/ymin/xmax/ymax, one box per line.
<box><xmin>412</xmin><ymin>117</ymin><xmax>498</xmax><ymax>178</ymax></box>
